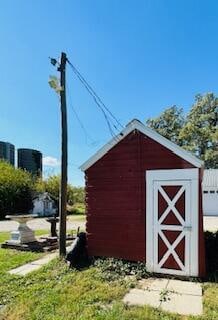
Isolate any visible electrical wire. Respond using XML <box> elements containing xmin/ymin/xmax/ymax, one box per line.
<box><xmin>67</xmin><ymin>58</ymin><xmax>123</xmax><ymax>139</ymax></box>
<box><xmin>66</xmin><ymin>84</ymin><xmax>99</xmax><ymax>147</ymax></box>
<box><xmin>67</xmin><ymin>59</ymin><xmax>124</xmax><ymax>130</ymax></box>
<box><xmin>70</xmin><ymin>105</ymin><xmax>99</xmax><ymax>147</ymax></box>
<box><xmin>68</xmin><ymin>64</ymin><xmax>117</xmax><ymax>138</ymax></box>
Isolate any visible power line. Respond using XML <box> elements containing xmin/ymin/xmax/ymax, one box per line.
<box><xmin>66</xmin><ymin>59</ymin><xmax>123</xmax><ymax>139</ymax></box>
<box><xmin>70</xmin><ymin>104</ymin><xmax>99</xmax><ymax>147</ymax></box>
<box><xmin>68</xmin><ymin>162</ymin><xmax>80</xmax><ymax>168</ymax></box>
<box><xmin>67</xmin><ymin>59</ymin><xmax>123</xmax><ymax>129</ymax></box>
<box><xmin>67</xmin><ymin>63</ymin><xmax>117</xmax><ymax>138</ymax></box>
<box><xmin>66</xmin><ymin>84</ymin><xmax>99</xmax><ymax>147</ymax></box>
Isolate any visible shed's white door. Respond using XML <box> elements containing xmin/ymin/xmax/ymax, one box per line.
<box><xmin>146</xmin><ymin>169</ymin><xmax>199</xmax><ymax>277</ymax></box>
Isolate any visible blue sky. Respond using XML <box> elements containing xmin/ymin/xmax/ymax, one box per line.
<box><xmin>0</xmin><ymin>0</ymin><xmax>217</xmax><ymax>185</ymax></box>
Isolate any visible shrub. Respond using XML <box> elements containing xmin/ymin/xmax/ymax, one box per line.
<box><xmin>0</xmin><ymin>161</ymin><xmax>34</xmax><ymax>219</ymax></box>
<box><xmin>67</xmin><ymin>203</ymin><xmax>85</xmax><ymax>215</ymax></box>
<box><xmin>94</xmin><ymin>257</ymin><xmax>150</xmax><ymax>281</ymax></box>
<box><xmin>205</xmin><ymin>231</ymin><xmax>218</xmax><ymax>281</ymax></box>
<box><xmin>67</xmin><ymin>186</ymin><xmax>85</xmax><ymax>205</ymax></box>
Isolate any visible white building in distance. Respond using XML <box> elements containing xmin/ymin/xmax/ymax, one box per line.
<box><xmin>32</xmin><ymin>192</ymin><xmax>57</xmax><ymax>217</ymax></box>
<box><xmin>202</xmin><ymin>169</ymin><xmax>218</xmax><ymax>216</ymax></box>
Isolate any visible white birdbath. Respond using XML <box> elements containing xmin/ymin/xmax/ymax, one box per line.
<box><xmin>6</xmin><ymin>214</ymin><xmax>37</xmax><ymax>244</ymax></box>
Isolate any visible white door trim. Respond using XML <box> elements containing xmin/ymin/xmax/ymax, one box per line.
<box><xmin>146</xmin><ymin>169</ymin><xmax>199</xmax><ymax>277</ymax></box>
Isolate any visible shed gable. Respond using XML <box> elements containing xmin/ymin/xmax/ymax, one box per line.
<box><xmin>80</xmin><ymin>119</ymin><xmax>203</xmax><ymax>171</ymax></box>
<box><xmin>86</xmin><ymin>130</ymin><xmax>196</xmax><ymax>175</ymax></box>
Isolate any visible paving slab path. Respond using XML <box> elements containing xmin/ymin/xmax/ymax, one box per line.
<box><xmin>8</xmin><ymin>244</ymin><xmax>74</xmax><ymax>276</ymax></box>
<box><xmin>9</xmin><ymin>252</ymin><xmax>58</xmax><ymax>276</ymax></box>
<box><xmin>123</xmin><ymin>277</ymin><xmax>203</xmax><ymax>316</ymax></box>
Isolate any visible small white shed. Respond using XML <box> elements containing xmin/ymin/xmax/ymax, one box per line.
<box><xmin>32</xmin><ymin>192</ymin><xmax>57</xmax><ymax>217</ymax></box>
<box><xmin>202</xmin><ymin>169</ymin><xmax>218</xmax><ymax>216</ymax></box>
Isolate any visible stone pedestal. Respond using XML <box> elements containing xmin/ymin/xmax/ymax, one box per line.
<box><xmin>1</xmin><ymin>214</ymin><xmax>74</xmax><ymax>252</ymax></box>
<box><xmin>6</xmin><ymin>214</ymin><xmax>37</xmax><ymax>244</ymax></box>
<box><xmin>46</xmin><ymin>217</ymin><xmax>59</xmax><ymax>237</ymax></box>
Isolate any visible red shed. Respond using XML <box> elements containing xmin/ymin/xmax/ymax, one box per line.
<box><xmin>80</xmin><ymin>119</ymin><xmax>205</xmax><ymax>277</ymax></box>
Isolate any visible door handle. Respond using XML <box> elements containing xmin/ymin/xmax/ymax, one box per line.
<box><xmin>183</xmin><ymin>226</ymin><xmax>192</xmax><ymax>231</ymax></box>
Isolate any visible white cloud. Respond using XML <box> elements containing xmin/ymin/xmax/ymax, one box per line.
<box><xmin>43</xmin><ymin>156</ymin><xmax>60</xmax><ymax>167</ymax></box>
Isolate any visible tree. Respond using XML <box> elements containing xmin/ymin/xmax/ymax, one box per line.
<box><xmin>179</xmin><ymin>93</ymin><xmax>218</xmax><ymax>168</ymax></box>
<box><xmin>0</xmin><ymin>161</ymin><xmax>34</xmax><ymax>219</ymax></box>
<box><xmin>68</xmin><ymin>186</ymin><xmax>85</xmax><ymax>205</ymax></box>
<box><xmin>35</xmin><ymin>175</ymin><xmax>60</xmax><ymax>209</ymax></box>
<box><xmin>146</xmin><ymin>93</ymin><xmax>218</xmax><ymax>168</ymax></box>
<box><xmin>146</xmin><ymin>106</ymin><xmax>185</xmax><ymax>145</ymax></box>
<box><xmin>35</xmin><ymin>175</ymin><xmax>84</xmax><ymax>206</ymax></box>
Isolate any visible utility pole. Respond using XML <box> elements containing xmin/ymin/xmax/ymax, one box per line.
<box><xmin>58</xmin><ymin>52</ymin><xmax>68</xmax><ymax>257</ymax></box>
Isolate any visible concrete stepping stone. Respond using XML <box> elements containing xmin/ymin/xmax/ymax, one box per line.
<box><xmin>161</xmin><ymin>291</ymin><xmax>203</xmax><ymax>316</ymax></box>
<box><xmin>29</xmin><ymin>254</ymin><xmax>58</xmax><ymax>266</ymax></box>
<box><xmin>8</xmin><ymin>244</ymin><xmax>74</xmax><ymax>276</ymax></box>
<box><xmin>123</xmin><ymin>277</ymin><xmax>203</xmax><ymax>316</ymax></box>
<box><xmin>9</xmin><ymin>252</ymin><xmax>57</xmax><ymax>276</ymax></box>
<box><xmin>123</xmin><ymin>288</ymin><xmax>161</xmax><ymax>308</ymax></box>
<box><xmin>167</xmin><ymin>279</ymin><xmax>202</xmax><ymax>296</ymax></box>
<box><xmin>138</xmin><ymin>278</ymin><xmax>168</xmax><ymax>291</ymax></box>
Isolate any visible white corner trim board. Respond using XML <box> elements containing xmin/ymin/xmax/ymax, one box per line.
<box><xmin>80</xmin><ymin>119</ymin><xmax>203</xmax><ymax>171</ymax></box>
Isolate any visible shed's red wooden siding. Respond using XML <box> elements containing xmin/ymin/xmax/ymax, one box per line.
<box><xmin>85</xmin><ymin>130</ymin><xmax>205</xmax><ymax>275</ymax></box>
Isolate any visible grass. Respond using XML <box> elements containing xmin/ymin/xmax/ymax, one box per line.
<box><xmin>67</xmin><ymin>214</ymin><xmax>86</xmax><ymax>223</ymax></box>
<box><xmin>0</xmin><ymin>230</ymin><xmax>217</xmax><ymax>320</ymax></box>
<box><xmin>0</xmin><ymin>230</ymin><xmax>49</xmax><ymax>243</ymax></box>
<box><xmin>0</xmin><ymin>256</ymin><xmax>217</xmax><ymax>320</ymax></box>
<box><xmin>0</xmin><ymin>231</ymin><xmax>45</xmax><ymax>309</ymax></box>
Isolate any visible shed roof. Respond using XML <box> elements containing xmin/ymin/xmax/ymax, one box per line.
<box><xmin>203</xmin><ymin>169</ymin><xmax>218</xmax><ymax>188</ymax></box>
<box><xmin>80</xmin><ymin>119</ymin><xmax>203</xmax><ymax>171</ymax></box>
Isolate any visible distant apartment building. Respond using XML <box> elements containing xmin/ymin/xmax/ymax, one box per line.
<box><xmin>0</xmin><ymin>141</ymin><xmax>15</xmax><ymax>166</ymax></box>
<box><xmin>18</xmin><ymin>148</ymin><xmax>42</xmax><ymax>177</ymax></box>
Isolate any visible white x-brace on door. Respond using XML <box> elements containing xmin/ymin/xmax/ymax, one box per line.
<box><xmin>146</xmin><ymin>169</ymin><xmax>199</xmax><ymax>277</ymax></box>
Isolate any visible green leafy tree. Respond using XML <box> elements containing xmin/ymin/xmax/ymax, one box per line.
<box><xmin>35</xmin><ymin>176</ymin><xmax>60</xmax><ymax>207</ymax></box>
<box><xmin>146</xmin><ymin>93</ymin><xmax>218</xmax><ymax>168</ymax></box>
<box><xmin>68</xmin><ymin>186</ymin><xmax>85</xmax><ymax>205</ymax></box>
<box><xmin>35</xmin><ymin>175</ymin><xmax>84</xmax><ymax>206</ymax></box>
<box><xmin>179</xmin><ymin>93</ymin><xmax>218</xmax><ymax>168</ymax></box>
<box><xmin>146</xmin><ymin>105</ymin><xmax>185</xmax><ymax>145</ymax></box>
<box><xmin>67</xmin><ymin>185</ymin><xmax>74</xmax><ymax>205</ymax></box>
<box><xmin>0</xmin><ymin>161</ymin><xmax>34</xmax><ymax>219</ymax></box>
